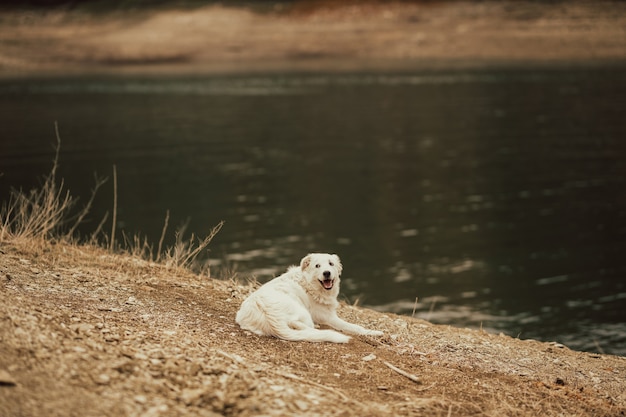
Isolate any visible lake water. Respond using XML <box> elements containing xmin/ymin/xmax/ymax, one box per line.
<box><xmin>1</xmin><ymin>67</ymin><xmax>625</xmax><ymax>356</ymax></box>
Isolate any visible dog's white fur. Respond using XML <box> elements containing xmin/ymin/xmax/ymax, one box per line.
<box><xmin>236</xmin><ymin>253</ymin><xmax>383</xmax><ymax>343</ymax></box>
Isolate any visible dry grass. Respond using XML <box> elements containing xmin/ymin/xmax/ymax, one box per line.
<box><xmin>0</xmin><ymin>126</ymin><xmax>223</xmax><ymax>276</ymax></box>
<box><xmin>162</xmin><ymin>219</ymin><xmax>224</xmax><ymax>272</ymax></box>
<box><xmin>0</xmin><ymin>124</ymin><xmax>105</xmax><ymax>243</ymax></box>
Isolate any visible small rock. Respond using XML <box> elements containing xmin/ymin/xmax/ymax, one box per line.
<box><xmin>0</xmin><ymin>370</ymin><xmax>17</xmax><ymax>386</ymax></box>
<box><xmin>362</xmin><ymin>353</ymin><xmax>377</xmax><ymax>362</ymax></box>
<box><xmin>294</xmin><ymin>400</ymin><xmax>309</xmax><ymax>411</ymax></box>
<box><xmin>134</xmin><ymin>395</ymin><xmax>147</xmax><ymax>404</ymax></box>
<box><xmin>95</xmin><ymin>373</ymin><xmax>110</xmax><ymax>385</ymax></box>
<box><xmin>180</xmin><ymin>388</ymin><xmax>206</xmax><ymax>406</ymax></box>
<box><xmin>70</xmin><ymin>323</ymin><xmax>94</xmax><ymax>334</ymax></box>
<box><xmin>143</xmin><ymin>404</ymin><xmax>169</xmax><ymax>417</ymax></box>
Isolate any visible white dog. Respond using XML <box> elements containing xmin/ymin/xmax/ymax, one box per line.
<box><xmin>236</xmin><ymin>253</ymin><xmax>383</xmax><ymax>343</ymax></box>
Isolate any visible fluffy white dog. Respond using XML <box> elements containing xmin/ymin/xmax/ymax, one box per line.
<box><xmin>236</xmin><ymin>253</ymin><xmax>383</xmax><ymax>343</ymax></box>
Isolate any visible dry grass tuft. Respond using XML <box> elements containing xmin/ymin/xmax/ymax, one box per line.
<box><xmin>0</xmin><ymin>125</ymin><xmax>223</xmax><ymax>276</ymax></box>
<box><xmin>0</xmin><ymin>124</ymin><xmax>106</xmax><ymax>243</ymax></box>
<box><xmin>162</xmin><ymin>219</ymin><xmax>224</xmax><ymax>272</ymax></box>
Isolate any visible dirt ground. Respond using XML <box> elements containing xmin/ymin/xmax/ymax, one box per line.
<box><xmin>0</xmin><ymin>1</ymin><xmax>625</xmax><ymax>76</ymax></box>
<box><xmin>1</xmin><ymin>237</ymin><xmax>625</xmax><ymax>417</ymax></box>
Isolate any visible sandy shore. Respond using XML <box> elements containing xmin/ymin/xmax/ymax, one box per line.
<box><xmin>0</xmin><ymin>1</ymin><xmax>625</xmax><ymax>77</ymax></box>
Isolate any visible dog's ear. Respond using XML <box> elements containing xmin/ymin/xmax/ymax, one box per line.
<box><xmin>332</xmin><ymin>254</ymin><xmax>343</xmax><ymax>276</ymax></box>
<box><xmin>300</xmin><ymin>254</ymin><xmax>312</xmax><ymax>271</ymax></box>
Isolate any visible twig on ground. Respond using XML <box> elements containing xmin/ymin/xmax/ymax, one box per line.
<box><xmin>415</xmin><ymin>383</ymin><xmax>437</xmax><ymax>392</ymax></box>
<box><xmin>216</xmin><ymin>349</ymin><xmax>245</xmax><ymax>364</ymax></box>
<box><xmin>383</xmin><ymin>361</ymin><xmax>421</xmax><ymax>384</ymax></box>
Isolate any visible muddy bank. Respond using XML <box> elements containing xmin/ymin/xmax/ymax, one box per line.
<box><xmin>0</xmin><ymin>1</ymin><xmax>625</xmax><ymax>76</ymax></box>
<box><xmin>1</xmin><ymin>238</ymin><xmax>625</xmax><ymax>416</ymax></box>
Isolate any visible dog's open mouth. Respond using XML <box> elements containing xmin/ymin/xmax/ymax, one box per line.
<box><xmin>320</xmin><ymin>278</ymin><xmax>334</xmax><ymax>290</ymax></box>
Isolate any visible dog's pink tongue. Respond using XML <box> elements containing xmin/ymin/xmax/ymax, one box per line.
<box><xmin>322</xmin><ymin>279</ymin><xmax>334</xmax><ymax>289</ymax></box>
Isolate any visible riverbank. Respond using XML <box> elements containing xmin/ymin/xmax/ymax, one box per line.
<box><xmin>0</xmin><ymin>1</ymin><xmax>625</xmax><ymax>77</ymax></box>
<box><xmin>1</xmin><ymin>236</ymin><xmax>625</xmax><ymax>416</ymax></box>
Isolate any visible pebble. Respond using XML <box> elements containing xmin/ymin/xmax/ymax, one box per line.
<box><xmin>143</xmin><ymin>404</ymin><xmax>169</xmax><ymax>417</ymax></box>
<box><xmin>294</xmin><ymin>400</ymin><xmax>309</xmax><ymax>411</ymax></box>
<box><xmin>134</xmin><ymin>395</ymin><xmax>147</xmax><ymax>404</ymax></box>
<box><xmin>0</xmin><ymin>370</ymin><xmax>17</xmax><ymax>386</ymax></box>
<box><xmin>70</xmin><ymin>323</ymin><xmax>94</xmax><ymax>334</ymax></box>
<box><xmin>361</xmin><ymin>353</ymin><xmax>377</xmax><ymax>362</ymax></box>
<box><xmin>95</xmin><ymin>373</ymin><xmax>110</xmax><ymax>385</ymax></box>
<box><xmin>180</xmin><ymin>388</ymin><xmax>204</xmax><ymax>405</ymax></box>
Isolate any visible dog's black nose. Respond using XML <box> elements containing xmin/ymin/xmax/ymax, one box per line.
<box><xmin>323</xmin><ymin>271</ymin><xmax>331</xmax><ymax>278</ymax></box>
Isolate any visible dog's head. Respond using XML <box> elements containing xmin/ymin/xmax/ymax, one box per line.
<box><xmin>300</xmin><ymin>253</ymin><xmax>342</xmax><ymax>291</ymax></box>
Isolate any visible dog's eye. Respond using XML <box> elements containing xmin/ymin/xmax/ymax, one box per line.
<box><xmin>315</xmin><ymin>264</ymin><xmax>321</xmax><ymax>268</ymax></box>
<box><xmin>329</xmin><ymin>261</ymin><xmax>334</xmax><ymax>266</ymax></box>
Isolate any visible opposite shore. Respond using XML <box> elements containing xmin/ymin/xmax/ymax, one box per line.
<box><xmin>0</xmin><ymin>1</ymin><xmax>625</xmax><ymax>77</ymax></box>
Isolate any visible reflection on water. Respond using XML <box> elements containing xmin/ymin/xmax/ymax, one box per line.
<box><xmin>1</xmin><ymin>67</ymin><xmax>625</xmax><ymax>355</ymax></box>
